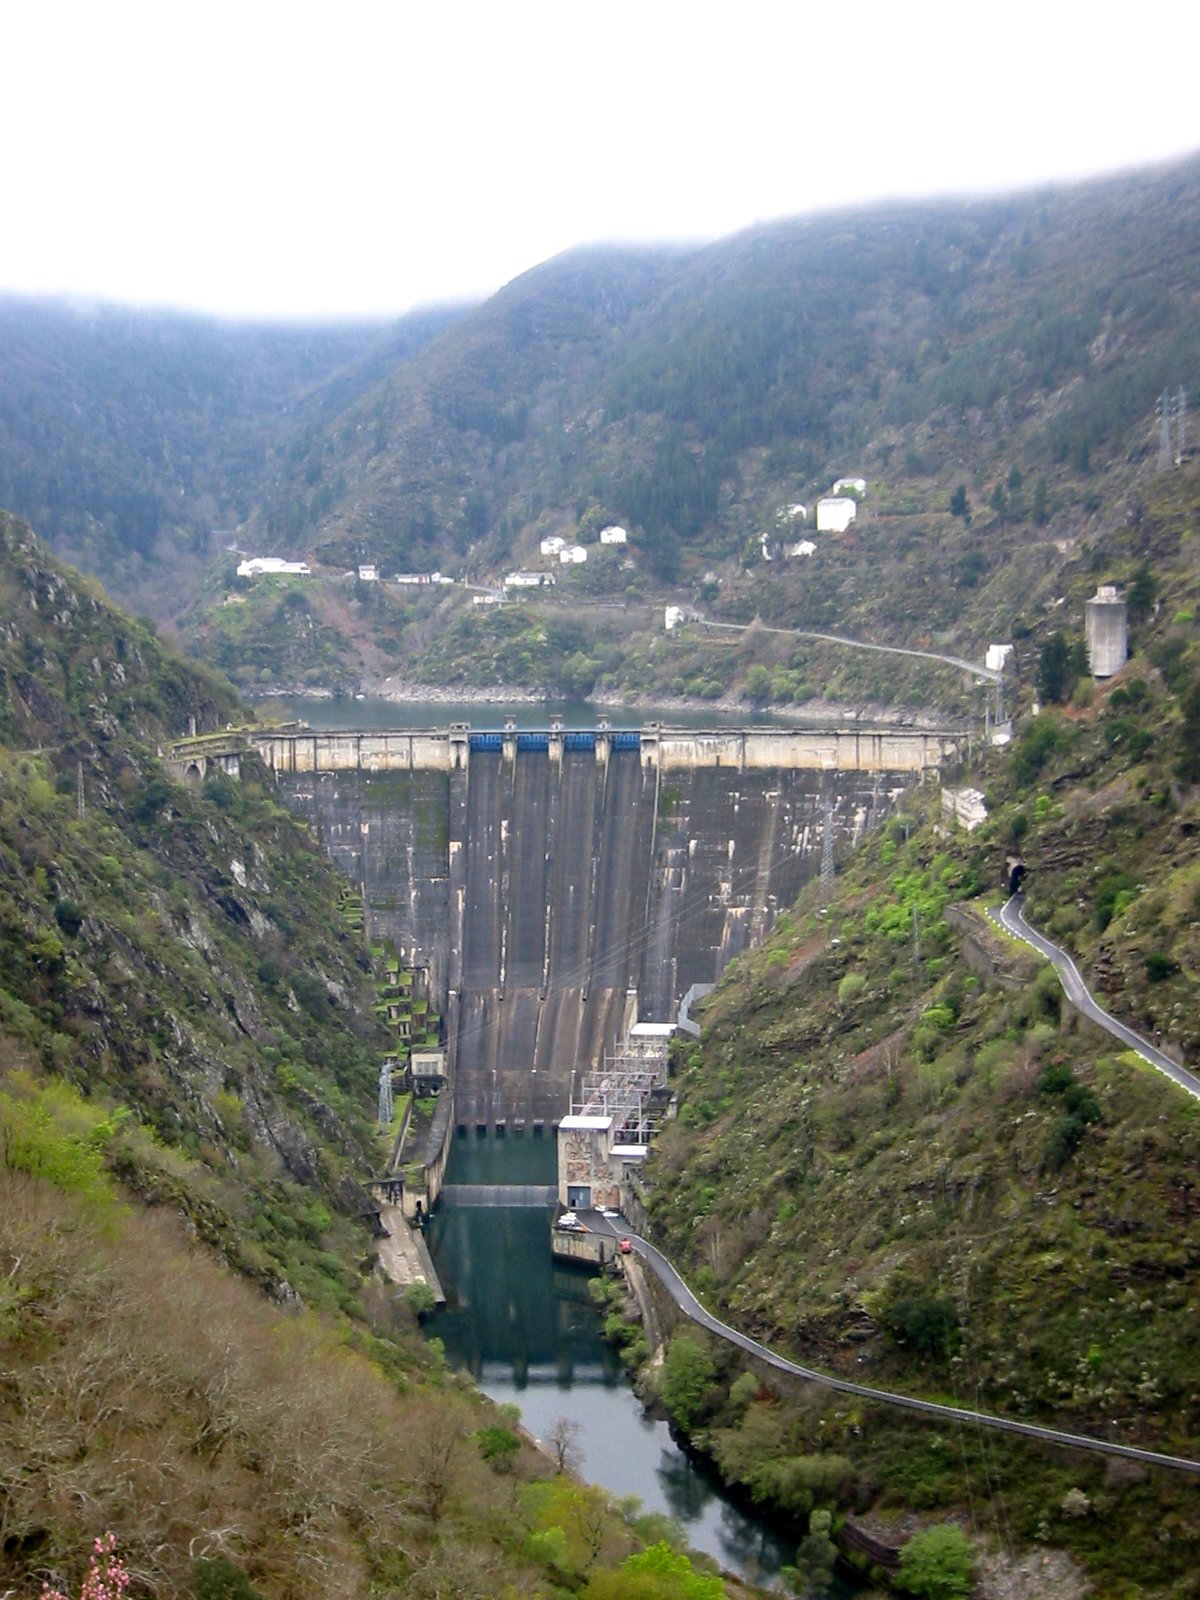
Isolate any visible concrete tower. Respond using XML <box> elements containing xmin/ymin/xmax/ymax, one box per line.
<box><xmin>1085</xmin><ymin>585</ymin><xmax>1128</xmax><ymax>678</ymax></box>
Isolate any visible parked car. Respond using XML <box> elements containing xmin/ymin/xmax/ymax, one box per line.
<box><xmin>619</xmin><ymin>1237</ymin><xmax>633</xmax><ymax>1254</ymax></box>
<box><xmin>557</xmin><ymin>1212</ymin><xmax>580</xmax><ymax>1230</ymax></box>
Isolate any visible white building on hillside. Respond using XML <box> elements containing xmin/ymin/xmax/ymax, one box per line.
<box><xmin>505</xmin><ymin>570</ymin><xmax>555</xmax><ymax>590</ymax></box>
<box><xmin>833</xmin><ymin>477</ymin><xmax>867</xmax><ymax>496</ymax></box>
<box><xmin>816</xmin><ymin>496</ymin><xmax>858</xmax><ymax>533</ymax></box>
<box><xmin>540</xmin><ymin>535</ymin><xmax>566</xmax><ymax>556</ymax></box>
<box><xmin>237</xmin><ymin>557</ymin><xmax>311</xmax><ymax>578</ymax></box>
<box><xmin>786</xmin><ymin>539</ymin><xmax>817</xmax><ymax>558</ymax></box>
<box><xmin>599</xmin><ymin>524</ymin><xmax>628</xmax><ymax>544</ymax></box>
<box><xmin>357</xmin><ymin>564</ymin><xmax>379</xmax><ymax>582</ymax></box>
<box><xmin>559</xmin><ymin>544</ymin><xmax>588</xmax><ymax>564</ymax></box>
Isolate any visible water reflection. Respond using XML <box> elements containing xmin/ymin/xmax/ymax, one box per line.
<box><xmin>425</xmin><ymin>1133</ymin><xmax>808</xmax><ymax>1587</ymax></box>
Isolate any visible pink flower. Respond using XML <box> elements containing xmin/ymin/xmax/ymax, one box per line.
<box><xmin>42</xmin><ymin>1533</ymin><xmax>130</xmax><ymax>1600</ymax></box>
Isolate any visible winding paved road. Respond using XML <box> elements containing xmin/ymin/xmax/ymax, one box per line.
<box><xmin>581</xmin><ymin>1221</ymin><xmax>1200</xmax><ymax>1476</ymax></box>
<box><xmin>989</xmin><ymin>894</ymin><xmax>1200</xmax><ymax>1102</ymax></box>
<box><xmin>577</xmin><ymin>898</ymin><xmax>1200</xmax><ymax>1475</ymax></box>
<box><xmin>693</xmin><ymin>619</ymin><xmax>1000</xmax><ymax>683</ymax></box>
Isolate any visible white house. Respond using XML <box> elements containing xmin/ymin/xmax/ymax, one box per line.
<box><xmin>473</xmin><ymin>591</ymin><xmax>504</xmax><ymax>607</ymax></box>
<box><xmin>236</xmin><ymin>557</ymin><xmax>311</xmax><ymax>578</ymax></box>
<box><xmin>779</xmin><ymin>502</ymin><xmax>807</xmax><ymax>522</ymax></box>
<box><xmin>599</xmin><ymin>524</ymin><xmax>628</xmax><ymax>545</ymax></box>
<box><xmin>833</xmin><ymin>477</ymin><xmax>867</xmax><ymax>496</ymax></box>
<box><xmin>786</xmin><ymin>539</ymin><xmax>817</xmax><ymax>558</ymax></box>
<box><xmin>816</xmin><ymin>497</ymin><xmax>858</xmax><ymax>533</ymax></box>
<box><xmin>665</xmin><ymin>605</ymin><xmax>701</xmax><ymax>631</ymax></box>
<box><xmin>357</xmin><ymin>564</ymin><xmax>379</xmax><ymax>582</ymax></box>
<box><xmin>395</xmin><ymin>573</ymin><xmax>432</xmax><ymax>585</ymax></box>
<box><xmin>505</xmin><ymin>570</ymin><xmax>555</xmax><ymax>590</ymax></box>
<box><xmin>540</xmin><ymin>535</ymin><xmax>566</xmax><ymax>556</ymax></box>
<box><xmin>559</xmin><ymin>544</ymin><xmax>588</xmax><ymax>564</ymax></box>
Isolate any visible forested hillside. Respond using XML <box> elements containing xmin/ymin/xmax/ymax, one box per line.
<box><xmin>220</xmin><ymin>154</ymin><xmax>1200</xmax><ymax>703</ymax></box>
<box><xmin>0</xmin><ymin>297</ymin><xmax>463</xmax><ymax>616</ymax></box>
<box><xmin>5</xmin><ymin>157</ymin><xmax>1200</xmax><ymax>708</ymax></box>
<box><xmin>0</xmin><ymin>514</ymin><xmax>725</xmax><ymax>1599</ymax></box>
<box><xmin>630</xmin><ymin>464</ymin><xmax>1200</xmax><ymax>1597</ymax></box>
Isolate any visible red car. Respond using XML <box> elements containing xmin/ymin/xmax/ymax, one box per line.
<box><xmin>619</xmin><ymin>1237</ymin><xmax>633</xmax><ymax>1254</ymax></box>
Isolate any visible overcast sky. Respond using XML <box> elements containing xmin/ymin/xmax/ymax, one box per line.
<box><xmin>4</xmin><ymin>0</ymin><xmax>1199</xmax><ymax>321</ymax></box>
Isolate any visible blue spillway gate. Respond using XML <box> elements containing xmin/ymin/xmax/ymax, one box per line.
<box><xmin>466</xmin><ymin>729</ymin><xmax>641</xmax><ymax>752</ymax></box>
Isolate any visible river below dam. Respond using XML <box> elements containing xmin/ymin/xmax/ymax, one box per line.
<box><xmin>425</xmin><ymin>1133</ymin><xmax>859</xmax><ymax>1593</ymax></box>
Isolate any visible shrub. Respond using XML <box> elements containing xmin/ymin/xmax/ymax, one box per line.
<box><xmin>837</xmin><ymin>972</ymin><xmax>866</xmax><ymax>1005</ymax></box>
<box><xmin>1145</xmin><ymin>951</ymin><xmax>1179</xmax><ymax>982</ymax></box>
<box><xmin>896</xmin><ymin>1524</ymin><xmax>974</xmax><ymax>1598</ymax></box>
<box><xmin>884</xmin><ymin>1290</ymin><xmax>960</xmax><ymax>1360</ymax></box>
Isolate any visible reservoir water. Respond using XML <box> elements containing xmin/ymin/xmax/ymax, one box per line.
<box><xmin>276</xmin><ymin>694</ymin><xmax>804</xmax><ymax>731</ymax></box>
<box><xmin>426</xmin><ymin>1134</ymin><xmax>858</xmax><ymax>1593</ymax></box>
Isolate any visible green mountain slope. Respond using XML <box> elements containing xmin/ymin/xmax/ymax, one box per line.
<box><xmin>631</xmin><ymin>469</ymin><xmax>1200</xmax><ymax>1595</ymax></box>
<box><xmin>201</xmin><ymin>154</ymin><xmax>1200</xmax><ymax>705</ymax></box>
<box><xmin>0</xmin><ymin>514</ymin><xmax>726</xmax><ymax>1599</ymax></box>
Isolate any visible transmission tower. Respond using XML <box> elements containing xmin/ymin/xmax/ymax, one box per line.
<box><xmin>377</xmin><ymin>1060</ymin><xmax>394</xmax><ymax>1129</ymax></box>
<box><xmin>820</xmin><ymin>797</ymin><xmax>835</xmax><ymax>905</ymax></box>
<box><xmin>1176</xmin><ymin>386</ymin><xmax>1188</xmax><ymax>466</ymax></box>
<box><xmin>1158</xmin><ymin>389</ymin><xmax>1174</xmax><ymax>471</ymax></box>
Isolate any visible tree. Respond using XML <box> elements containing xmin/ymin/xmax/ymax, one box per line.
<box><xmin>475</xmin><ymin>1424</ymin><xmax>520</xmax><ymax>1472</ymax></box>
<box><xmin>896</xmin><ymin>1525</ymin><xmax>974</xmax><ymax>1599</ymax></box>
<box><xmin>784</xmin><ymin>1508</ymin><xmax>838</xmax><ymax>1597</ymax></box>
<box><xmin>1032</xmin><ymin>475</ymin><xmax>1049</xmax><ymax>526</ymax></box>
<box><xmin>744</xmin><ymin>664</ymin><xmax>771</xmax><ymax>702</ymax></box>
<box><xmin>547</xmin><ymin>1414</ymin><xmax>583</xmax><ymax>1474</ymax></box>
<box><xmin>883</xmin><ymin>1289</ymin><xmax>960</xmax><ymax>1359</ymax></box>
<box><xmin>1127</xmin><ymin>563</ymin><xmax>1156</xmax><ymax>624</ymax></box>
<box><xmin>949</xmin><ymin>484</ymin><xmax>970</xmax><ymax>520</ymax></box>
<box><xmin>1037</xmin><ymin>631</ymin><xmax>1072</xmax><ymax>704</ymax></box>
<box><xmin>658</xmin><ymin>1335</ymin><xmax>717</xmax><ymax>1430</ymax></box>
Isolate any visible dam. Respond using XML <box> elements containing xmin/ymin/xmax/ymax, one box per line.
<box><xmin>221</xmin><ymin>720</ymin><xmax>966</xmax><ymax>1127</ymax></box>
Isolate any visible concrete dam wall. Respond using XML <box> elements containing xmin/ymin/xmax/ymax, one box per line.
<box><xmin>273</xmin><ymin>734</ymin><xmax>934</xmax><ymax>1127</ymax></box>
